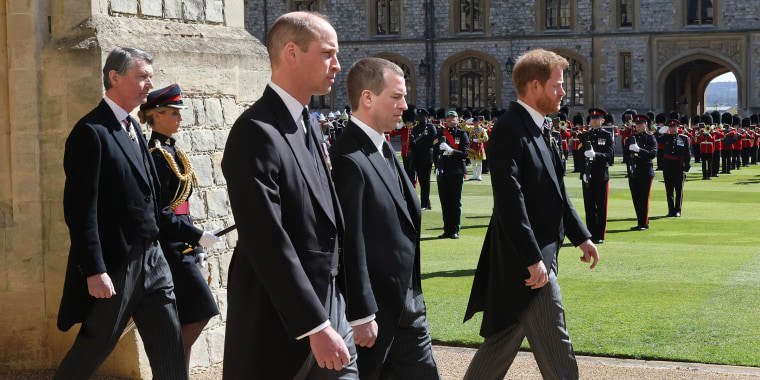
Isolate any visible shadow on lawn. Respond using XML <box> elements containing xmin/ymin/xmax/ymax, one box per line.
<box><xmin>421</xmin><ymin>269</ymin><xmax>475</xmax><ymax>280</ymax></box>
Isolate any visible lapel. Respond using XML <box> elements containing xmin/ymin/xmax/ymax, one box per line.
<box><xmin>99</xmin><ymin>101</ymin><xmax>150</xmax><ymax>186</ymax></box>
<box><xmin>513</xmin><ymin>102</ymin><xmax>563</xmax><ymax>200</ymax></box>
<box><xmin>262</xmin><ymin>87</ymin><xmax>336</xmax><ymax>226</ymax></box>
<box><xmin>345</xmin><ymin>122</ymin><xmax>417</xmax><ymax>229</ymax></box>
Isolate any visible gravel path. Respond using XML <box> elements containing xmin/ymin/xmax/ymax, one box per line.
<box><xmin>5</xmin><ymin>346</ymin><xmax>760</xmax><ymax>379</ymax></box>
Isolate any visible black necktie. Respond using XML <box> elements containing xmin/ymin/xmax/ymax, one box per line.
<box><xmin>382</xmin><ymin>141</ymin><xmax>405</xmax><ymax>198</ymax></box>
<box><xmin>302</xmin><ymin>108</ymin><xmax>315</xmax><ymax>157</ymax></box>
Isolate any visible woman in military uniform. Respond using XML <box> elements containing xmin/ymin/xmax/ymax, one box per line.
<box><xmin>138</xmin><ymin>84</ymin><xmax>221</xmax><ymax>372</ymax></box>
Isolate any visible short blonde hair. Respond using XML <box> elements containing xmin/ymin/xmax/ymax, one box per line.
<box><xmin>512</xmin><ymin>49</ymin><xmax>568</xmax><ymax>97</ymax></box>
<box><xmin>137</xmin><ymin>106</ymin><xmax>169</xmax><ymax>126</ymax></box>
<box><xmin>266</xmin><ymin>11</ymin><xmax>330</xmax><ymax>67</ymax></box>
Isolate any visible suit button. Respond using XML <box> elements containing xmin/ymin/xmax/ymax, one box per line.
<box><xmin>145</xmin><ymin>197</ymin><xmax>150</xmax><ymax>202</ymax></box>
<box><xmin>327</xmin><ymin>237</ymin><xmax>335</xmax><ymax>246</ymax></box>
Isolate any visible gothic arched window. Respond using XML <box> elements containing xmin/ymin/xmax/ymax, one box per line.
<box><xmin>448</xmin><ymin>56</ymin><xmax>497</xmax><ymax>108</ymax></box>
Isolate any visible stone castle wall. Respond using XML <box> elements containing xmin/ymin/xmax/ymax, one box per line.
<box><xmin>1</xmin><ymin>0</ymin><xmax>269</xmax><ymax>377</ymax></box>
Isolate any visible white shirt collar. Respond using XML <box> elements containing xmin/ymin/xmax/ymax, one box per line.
<box><xmin>103</xmin><ymin>95</ymin><xmax>131</xmax><ymax>130</ymax></box>
<box><xmin>516</xmin><ymin>99</ymin><xmax>549</xmax><ymax>130</ymax></box>
<box><xmin>269</xmin><ymin>82</ymin><xmax>308</xmax><ymax>126</ymax></box>
<box><xmin>350</xmin><ymin>116</ymin><xmax>386</xmax><ymax>153</ymax></box>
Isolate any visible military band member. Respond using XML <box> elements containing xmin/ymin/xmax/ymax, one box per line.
<box><xmin>412</xmin><ymin>109</ymin><xmax>437</xmax><ymax>210</ymax></box>
<box><xmin>139</xmin><ymin>84</ymin><xmax>222</xmax><ymax>373</ymax></box>
<box><xmin>696</xmin><ymin>121</ymin><xmax>714</xmax><ymax>179</ymax></box>
<box><xmin>571</xmin><ymin>112</ymin><xmax>585</xmax><ymax>172</ymax></box>
<box><xmin>661</xmin><ymin>119</ymin><xmax>691</xmax><ymax>217</ymax></box>
<box><xmin>739</xmin><ymin>115</ymin><xmax>752</xmax><ymax>167</ymax></box>
<box><xmin>579</xmin><ymin>108</ymin><xmax>614</xmax><ymax>244</ymax></box>
<box><xmin>434</xmin><ymin>110</ymin><xmax>469</xmax><ymax>239</ymax></box>
<box><xmin>624</xmin><ymin>115</ymin><xmax>657</xmax><ymax>230</ymax></box>
<box><xmin>711</xmin><ymin>117</ymin><xmax>724</xmax><ymax>178</ymax></box>
<box><xmin>467</xmin><ymin>117</ymin><xmax>489</xmax><ymax>181</ymax></box>
<box><xmin>390</xmin><ymin>105</ymin><xmax>418</xmax><ymax>185</ymax></box>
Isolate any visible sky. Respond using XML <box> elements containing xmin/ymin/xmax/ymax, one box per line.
<box><xmin>713</xmin><ymin>72</ymin><xmax>736</xmax><ymax>82</ymax></box>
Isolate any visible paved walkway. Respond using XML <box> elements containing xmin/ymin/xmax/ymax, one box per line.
<box><xmin>5</xmin><ymin>346</ymin><xmax>760</xmax><ymax>379</ymax></box>
<box><xmin>433</xmin><ymin>346</ymin><xmax>760</xmax><ymax>379</ymax></box>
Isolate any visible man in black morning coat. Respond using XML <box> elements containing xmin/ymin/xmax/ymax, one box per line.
<box><xmin>55</xmin><ymin>47</ymin><xmax>186</xmax><ymax>379</ymax></box>
<box><xmin>463</xmin><ymin>49</ymin><xmax>599</xmax><ymax>380</ymax></box>
<box><xmin>221</xmin><ymin>11</ymin><xmax>358</xmax><ymax>380</ymax></box>
<box><xmin>330</xmin><ymin>57</ymin><xmax>441</xmax><ymax>380</ymax></box>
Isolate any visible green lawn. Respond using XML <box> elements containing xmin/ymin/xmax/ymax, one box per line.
<box><xmin>417</xmin><ymin>159</ymin><xmax>760</xmax><ymax>367</ymax></box>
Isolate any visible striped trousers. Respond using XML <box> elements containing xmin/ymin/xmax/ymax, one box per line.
<box><xmin>463</xmin><ymin>270</ymin><xmax>578</xmax><ymax>380</ymax></box>
<box><xmin>53</xmin><ymin>239</ymin><xmax>187</xmax><ymax>380</ymax></box>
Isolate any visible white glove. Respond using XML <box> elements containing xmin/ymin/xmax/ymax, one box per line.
<box><xmin>199</xmin><ymin>228</ymin><xmax>222</xmax><ymax>247</ymax></box>
<box><xmin>194</xmin><ymin>252</ymin><xmax>207</xmax><ymax>269</ymax></box>
<box><xmin>439</xmin><ymin>142</ymin><xmax>455</xmax><ymax>153</ymax></box>
<box><xmin>472</xmin><ymin>138</ymin><xmax>479</xmax><ymax>142</ymax></box>
<box><xmin>629</xmin><ymin>143</ymin><xmax>640</xmax><ymax>152</ymax></box>
<box><xmin>584</xmin><ymin>148</ymin><xmax>595</xmax><ymax>159</ymax></box>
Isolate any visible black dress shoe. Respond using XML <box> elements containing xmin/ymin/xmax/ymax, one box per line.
<box><xmin>675</xmin><ymin>212</ymin><xmax>681</xmax><ymax>217</ymax></box>
<box><xmin>631</xmin><ymin>226</ymin><xmax>648</xmax><ymax>231</ymax></box>
<box><xmin>450</xmin><ymin>233</ymin><xmax>459</xmax><ymax>239</ymax></box>
<box><xmin>666</xmin><ymin>213</ymin><xmax>674</xmax><ymax>217</ymax></box>
<box><xmin>594</xmin><ymin>239</ymin><xmax>604</xmax><ymax>244</ymax></box>
<box><xmin>437</xmin><ymin>233</ymin><xmax>449</xmax><ymax>239</ymax></box>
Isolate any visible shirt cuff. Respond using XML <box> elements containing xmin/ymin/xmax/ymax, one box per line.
<box><xmin>296</xmin><ymin>320</ymin><xmax>331</xmax><ymax>340</ymax></box>
<box><xmin>349</xmin><ymin>314</ymin><xmax>376</xmax><ymax>327</ymax></box>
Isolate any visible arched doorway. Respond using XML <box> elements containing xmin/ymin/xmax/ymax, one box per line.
<box><xmin>658</xmin><ymin>52</ymin><xmax>742</xmax><ymax>119</ymax></box>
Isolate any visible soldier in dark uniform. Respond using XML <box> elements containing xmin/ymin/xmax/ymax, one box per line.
<box><xmin>578</xmin><ymin>108</ymin><xmax>614</xmax><ymax>244</ymax></box>
<box><xmin>412</xmin><ymin>108</ymin><xmax>437</xmax><ymax>210</ymax></box>
<box><xmin>139</xmin><ymin>84</ymin><xmax>222</xmax><ymax>372</ymax></box>
<box><xmin>661</xmin><ymin>119</ymin><xmax>691</xmax><ymax>217</ymax></box>
<box><xmin>434</xmin><ymin>110</ymin><xmax>469</xmax><ymax>239</ymax></box>
<box><xmin>624</xmin><ymin>115</ymin><xmax>657</xmax><ymax>231</ymax></box>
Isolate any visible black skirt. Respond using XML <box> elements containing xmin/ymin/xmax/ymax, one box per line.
<box><xmin>161</xmin><ymin>239</ymin><xmax>220</xmax><ymax>325</ymax></box>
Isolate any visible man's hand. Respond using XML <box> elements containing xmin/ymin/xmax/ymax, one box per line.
<box><xmin>351</xmin><ymin>320</ymin><xmax>378</xmax><ymax>348</ymax></box>
<box><xmin>309</xmin><ymin>326</ymin><xmax>351</xmax><ymax>370</ymax></box>
<box><xmin>87</xmin><ymin>272</ymin><xmax>116</xmax><ymax>298</ymax></box>
<box><xmin>584</xmin><ymin>148</ymin><xmax>595</xmax><ymax>159</ymax></box>
<box><xmin>525</xmin><ymin>260</ymin><xmax>548</xmax><ymax>289</ymax></box>
<box><xmin>629</xmin><ymin>143</ymin><xmax>640</xmax><ymax>152</ymax></box>
<box><xmin>578</xmin><ymin>239</ymin><xmax>599</xmax><ymax>269</ymax></box>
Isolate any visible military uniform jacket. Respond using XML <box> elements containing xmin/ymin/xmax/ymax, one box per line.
<box><xmin>624</xmin><ymin>132</ymin><xmax>657</xmax><ymax>177</ymax></box>
<box><xmin>578</xmin><ymin>128</ymin><xmax>614</xmax><ymax>181</ymax></box>
<box><xmin>148</xmin><ymin>132</ymin><xmax>203</xmax><ymax>256</ymax></box>
<box><xmin>433</xmin><ymin>127</ymin><xmax>469</xmax><ymax>175</ymax></box>
<box><xmin>411</xmin><ymin>123</ymin><xmax>437</xmax><ymax>165</ymax></box>
<box><xmin>463</xmin><ymin>101</ymin><xmax>590</xmax><ymax>337</ymax></box>
<box><xmin>662</xmin><ymin>133</ymin><xmax>691</xmax><ymax>172</ymax></box>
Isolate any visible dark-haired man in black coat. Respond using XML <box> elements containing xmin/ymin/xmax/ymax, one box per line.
<box><xmin>55</xmin><ymin>47</ymin><xmax>187</xmax><ymax>380</ymax></box>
